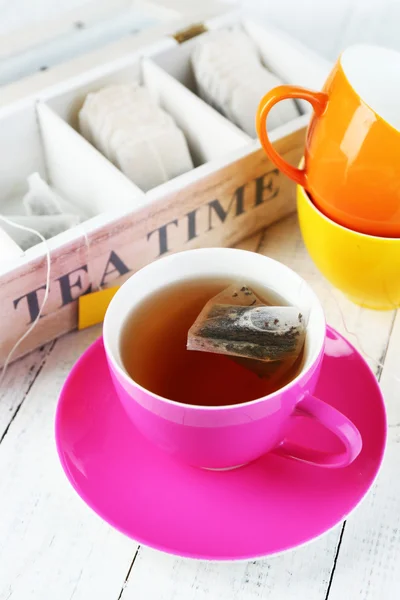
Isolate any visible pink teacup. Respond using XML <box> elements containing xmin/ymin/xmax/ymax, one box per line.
<box><xmin>104</xmin><ymin>248</ymin><xmax>362</xmax><ymax>470</ymax></box>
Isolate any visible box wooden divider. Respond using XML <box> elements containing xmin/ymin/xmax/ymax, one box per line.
<box><xmin>0</xmin><ymin>4</ymin><xmax>331</xmax><ymax>366</ymax></box>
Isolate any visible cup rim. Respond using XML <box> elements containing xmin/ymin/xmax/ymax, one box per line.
<box><xmin>103</xmin><ymin>248</ymin><xmax>326</xmax><ymax>412</ymax></box>
<box><xmin>298</xmin><ymin>183</ymin><xmax>400</xmax><ymax>242</ymax></box>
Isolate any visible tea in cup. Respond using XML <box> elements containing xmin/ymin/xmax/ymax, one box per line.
<box><xmin>104</xmin><ymin>248</ymin><xmax>362</xmax><ymax>469</ymax></box>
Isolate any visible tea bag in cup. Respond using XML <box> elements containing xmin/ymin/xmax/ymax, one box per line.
<box><xmin>187</xmin><ymin>284</ymin><xmax>306</xmax><ymax>380</ymax></box>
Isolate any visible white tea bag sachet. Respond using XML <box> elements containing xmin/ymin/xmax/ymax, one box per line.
<box><xmin>191</xmin><ymin>29</ymin><xmax>300</xmax><ymax>136</ymax></box>
<box><xmin>78</xmin><ymin>84</ymin><xmax>194</xmax><ymax>191</ymax></box>
<box><xmin>1</xmin><ymin>173</ymin><xmax>84</xmax><ymax>250</ymax></box>
<box><xmin>23</xmin><ymin>173</ymin><xmax>62</xmax><ymax>215</ymax></box>
<box><xmin>23</xmin><ymin>173</ymin><xmax>87</xmax><ymax>219</ymax></box>
<box><xmin>187</xmin><ymin>284</ymin><xmax>306</xmax><ymax>379</ymax></box>
<box><xmin>114</xmin><ymin>126</ymin><xmax>193</xmax><ymax>192</ymax></box>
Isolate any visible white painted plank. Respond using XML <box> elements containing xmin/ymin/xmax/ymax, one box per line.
<box><xmin>0</xmin><ymin>325</ymin><xmax>137</xmax><ymax>600</ymax></box>
<box><xmin>0</xmin><ymin>214</ymin><xmax>395</xmax><ymax>600</ymax></box>
<box><xmin>325</xmin><ymin>310</ymin><xmax>400</xmax><ymax>600</ymax></box>
<box><xmin>0</xmin><ymin>342</ymin><xmax>54</xmax><ymax>440</ymax></box>
<box><xmin>121</xmin><ymin>530</ymin><xmax>340</xmax><ymax>600</ymax></box>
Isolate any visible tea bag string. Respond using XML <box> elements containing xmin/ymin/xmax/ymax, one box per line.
<box><xmin>0</xmin><ymin>215</ymin><xmax>51</xmax><ymax>387</ymax></box>
<box><xmin>0</xmin><ymin>220</ymin><xmax>96</xmax><ymax>387</ymax></box>
<box><xmin>78</xmin><ymin>222</ymin><xmax>102</xmax><ymax>291</ymax></box>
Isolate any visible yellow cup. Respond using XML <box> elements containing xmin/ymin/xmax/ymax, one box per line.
<box><xmin>297</xmin><ymin>183</ymin><xmax>400</xmax><ymax>310</ymax></box>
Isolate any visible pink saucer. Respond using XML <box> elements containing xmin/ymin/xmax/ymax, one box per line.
<box><xmin>55</xmin><ymin>326</ymin><xmax>386</xmax><ymax>561</ymax></box>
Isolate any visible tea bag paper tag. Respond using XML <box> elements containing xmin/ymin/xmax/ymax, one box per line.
<box><xmin>78</xmin><ymin>285</ymin><xmax>120</xmax><ymax>329</ymax></box>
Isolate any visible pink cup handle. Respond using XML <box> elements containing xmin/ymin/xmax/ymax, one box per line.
<box><xmin>273</xmin><ymin>392</ymin><xmax>362</xmax><ymax>468</ymax></box>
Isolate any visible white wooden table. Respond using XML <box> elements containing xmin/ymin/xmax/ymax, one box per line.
<box><xmin>1</xmin><ymin>214</ymin><xmax>399</xmax><ymax>600</ymax></box>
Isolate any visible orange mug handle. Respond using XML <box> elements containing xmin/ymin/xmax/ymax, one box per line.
<box><xmin>256</xmin><ymin>85</ymin><xmax>328</xmax><ymax>187</ymax></box>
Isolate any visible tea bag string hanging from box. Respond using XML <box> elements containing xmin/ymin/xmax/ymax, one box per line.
<box><xmin>0</xmin><ymin>216</ymin><xmax>51</xmax><ymax>387</ymax></box>
<box><xmin>0</xmin><ymin>209</ymin><xmax>98</xmax><ymax>385</ymax></box>
<box><xmin>1</xmin><ymin>172</ymin><xmax>86</xmax><ymax>251</ymax></box>
<box><xmin>187</xmin><ymin>283</ymin><xmax>306</xmax><ymax>380</ymax></box>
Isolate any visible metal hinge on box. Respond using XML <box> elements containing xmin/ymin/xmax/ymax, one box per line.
<box><xmin>172</xmin><ymin>23</ymin><xmax>207</xmax><ymax>43</ymax></box>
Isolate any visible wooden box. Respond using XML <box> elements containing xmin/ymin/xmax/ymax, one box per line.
<box><xmin>0</xmin><ymin>0</ymin><xmax>331</xmax><ymax>366</ymax></box>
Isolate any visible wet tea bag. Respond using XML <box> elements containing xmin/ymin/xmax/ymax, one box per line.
<box><xmin>78</xmin><ymin>83</ymin><xmax>194</xmax><ymax>191</ymax></box>
<box><xmin>187</xmin><ymin>284</ymin><xmax>306</xmax><ymax>380</ymax></box>
<box><xmin>191</xmin><ymin>29</ymin><xmax>299</xmax><ymax>136</ymax></box>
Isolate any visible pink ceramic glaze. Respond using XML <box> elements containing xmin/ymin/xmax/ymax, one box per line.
<box><xmin>55</xmin><ymin>327</ymin><xmax>387</xmax><ymax>560</ymax></box>
<box><xmin>103</xmin><ymin>248</ymin><xmax>362</xmax><ymax>469</ymax></box>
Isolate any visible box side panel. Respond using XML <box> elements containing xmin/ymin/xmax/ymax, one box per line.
<box><xmin>0</xmin><ymin>126</ymin><xmax>305</xmax><ymax>365</ymax></box>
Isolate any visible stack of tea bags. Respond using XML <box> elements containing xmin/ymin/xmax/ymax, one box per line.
<box><xmin>78</xmin><ymin>84</ymin><xmax>194</xmax><ymax>192</ymax></box>
<box><xmin>191</xmin><ymin>29</ymin><xmax>299</xmax><ymax>137</ymax></box>
<box><xmin>0</xmin><ymin>173</ymin><xmax>84</xmax><ymax>250</ymax></box>
<box><xmin>187</xmin><ymin>283</ymin><xmax>305</xmax><ymax>381</ymax></box>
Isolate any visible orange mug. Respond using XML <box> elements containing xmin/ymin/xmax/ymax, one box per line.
<box><xmin>256</xmin><ymin>44</ymin><xmax>400</xmax><ymax>238</ymax></box>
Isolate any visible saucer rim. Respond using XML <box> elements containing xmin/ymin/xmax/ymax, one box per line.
<box><xmin>55</xmin><ymin>326</ymin><xmax>387</xmax><ymax>562</ymax></box>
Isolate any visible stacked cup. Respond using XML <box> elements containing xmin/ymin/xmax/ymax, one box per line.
<box><xmin>256</xmin><ymin>44</ymin><xmax>400</xmax><ymax>310</ymax></box>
